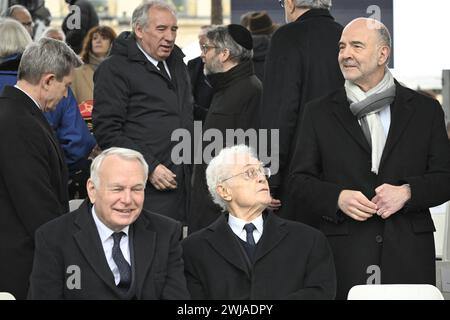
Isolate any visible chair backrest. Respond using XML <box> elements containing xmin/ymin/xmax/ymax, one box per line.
<box><xmin>347</xmin><ymin>284</ymin><xmax>444</xmax><ymax>300</ymax></box>
<box><xmin>0</xmin><ymin>292</ymin><xmax>16</xmax><ymax>300</ymax></box>
<box><xmin>69</xmin><ymin>199</ymin><xmax>84</xmax><ymax>212</ymax></box>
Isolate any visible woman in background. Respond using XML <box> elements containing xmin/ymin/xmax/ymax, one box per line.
<box><xmin>71</xmin><ymin>25</ymin><xmax>117</xmax><ymax>106</ymax></box>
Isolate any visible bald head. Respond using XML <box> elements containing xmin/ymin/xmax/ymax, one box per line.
<box><xmin>345</xmin><ymin>18</ymin><xmax>391</xmax><ymax>50</ymax></box>
<box><xmin>338</xmin><ymin>17</ymin><xmax>392</xmax><ymax>91</ymax></box>
<box><xmin>7</xmin><ymin>5</ymin><xmax>34</xmax><ymax>37</ymax></box>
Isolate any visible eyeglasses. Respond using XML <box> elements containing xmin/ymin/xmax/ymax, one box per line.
<box><xmin>278</xmin><ymin>0</ymin><xmax>285</xmax><ymax>8</ymax></box>
<box><xmin>220</xmin><ymin>166</ymin><xmax>271</xmax><ymax>183</ymax></box>
<box><xmin>200</xmin><ymin>43</ymin><xmax>218</xmax><ymax>54</ymax></box>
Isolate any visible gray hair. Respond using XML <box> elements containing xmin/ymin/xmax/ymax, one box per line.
<box><xmin>207</xmin><ymin>25</ymin><xmax>253</xmax><ymax>63</ymax></box>
<box><xmin>41</xmin><ymin>26</ymin><xmax>66</xmax><ymax>42</ymax></box>
<box><xmin>131</xmin><ymin>0</ymin><xmax>176</xmax><ymax>33</ymax></box>
<box><xmin>0</xmin><ymin>18</ymin><xmax>32</xmax><ymax>57</ymax></box>
<box><xmin>206</xmin><ymin>145</ymin><xmax>258</xmax><ymax>211</ymax></box>
<box><xmin>90</xmin><ymin>147</ymin><xmax>149</xmax><ymax>187</ymax></box>
<box><xmin>17</xmin><ymin>37</ymin><xmax>82</xmax><ymax>85</ymax></box>
<box><xmin>293</xmin><ymin>0</ymin><xmax>332</xmax><ymax>9</ymax></box>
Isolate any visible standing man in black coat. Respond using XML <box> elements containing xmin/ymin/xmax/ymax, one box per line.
<box><xmin>260</xmin><ymin>0</ymin><xmax>344</xmax><ymax>225</ymax></box>
<box><xmin>288</xmin><ymin>18</ymin><xmax>450</xmax><ymax>299</ymax></box>
<box><xmin>0</xmin><ymin>37</ymin><xmax>81</xmax><ymax>299</ymax></box>
<box><xmin>62</xmin><ymin>0</ymin><xmax>99</xmax><ymax>54</ymax></box>
<box><xmin>93</xmin><ymin>1</ymin><xmax>193</xmax><ymax>223</ymax></box>
<box><xmin>188</xmin><ymin>25</ymin><xmax>279</xmax><ymax>232</ymax></box>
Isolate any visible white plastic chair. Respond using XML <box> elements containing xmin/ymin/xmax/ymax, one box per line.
<box><xmin>347</xmin><ymin>284</ymin><xmax>444</xmax><ymax>300</ymax></box>
<box><xmin>0</xmin><ymin>292</ymin><xmax>16</xmax><ymax>300</ymax></box>
<box><xmin>69</xmin><ymin>199</ymin><xmax>84</xmax><ymax>212</ymax></box>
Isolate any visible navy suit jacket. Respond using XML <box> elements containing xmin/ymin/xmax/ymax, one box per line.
<box><xmin>28</xmin><ymin>201</ymin><xmax>190</xmax><ymax>300</ymax></box>
<box><xmin>182</xmin><ymin>212</ymin><xmax>336</xmax><ymax>299</ymax></box>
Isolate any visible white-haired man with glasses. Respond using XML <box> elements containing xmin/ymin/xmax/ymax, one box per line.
<box><xmin>182</xmin><ymin>145</ymin><xmax>336</xmax><ymax>300</ymax></box>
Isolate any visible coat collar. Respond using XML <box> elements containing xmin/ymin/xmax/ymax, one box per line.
<box><xmin>295</xmin><ymin>8</ymin><xmax>335</xmax><ymax>23</ymax></box>
<box><xmin>204</xmin><ymin>212</ymin><xmax>289</xmax><ymax>275</ymax></box>
<box><xmin>206</xmin><ymin>60</ymin><xmax>255</xmax><ymax>92</ymax></box>
<box><xmin>331</xmin><ymin>81</ymin><xmax>415</xmax><ymax>168</ymax></box>
<box><xmin>73</xmin><ymin>200</ymin><xmax>157</xmax><ymax>296</ymax></box>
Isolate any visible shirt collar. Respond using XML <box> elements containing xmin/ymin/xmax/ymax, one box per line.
<box><xmin>136</xmin><ymin>42</ymin><xmax>160</xmax><ymax>68</ymax></box>
<box><xmin>14</xmin><ymin>85</ymin><xmax>42</xmax><ymax>111</ymax></box>
<box><xmin>92</xmin><ymin>205</ymin><xmax>129</xmax><ymax>242</ymax></box>
<box><xmin>228</xmin><ymin>213</ymin><xmax>264</xmax><ymax>235</ymax></box>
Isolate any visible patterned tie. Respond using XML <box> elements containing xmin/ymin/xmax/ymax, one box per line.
<box><xmin>243</xmin><ymin>223</ymin><xmax>256</xmax><ymax>246</ymax></box>
<box><xmin>112</xmin><ymin>232</ymin><xmax>131</xmax><ymax>290</ymax></box>
<box><xmin>157</xmin><ymin>61</ymin><xmax>171</xmax><ymax>80</ymax></box>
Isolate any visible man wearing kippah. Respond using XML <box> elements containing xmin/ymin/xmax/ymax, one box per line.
<box><xmin>188</xmin><ymin>25</ymin><xmax>280</xmax><ymax>233</ymax></box>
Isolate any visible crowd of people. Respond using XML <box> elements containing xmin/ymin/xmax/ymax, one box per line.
<box><xmin>0</xmin><ymin>0</ymin><xmax>449</xmax><ymax>300</ymax></box>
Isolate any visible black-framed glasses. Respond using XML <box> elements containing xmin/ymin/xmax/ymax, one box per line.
<box><xmin>200</xmin><ymin>43</ymin><xmax>218</xmax><ymax>54</ymax></box>
<box><xmin>220</xmin><ymin>166</ymin><xmax>271</xmax><ymax>183</ymax></box>
<box><xmin>278</xmin><ymin>0</ymin><xmax>284</xmax><ymax>8</ymax></box>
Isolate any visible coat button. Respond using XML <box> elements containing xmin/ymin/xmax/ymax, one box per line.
<box><xmin>375</xmin><ymin>235</ymin><xmax>383</xmax><ymax>243</ymax></box>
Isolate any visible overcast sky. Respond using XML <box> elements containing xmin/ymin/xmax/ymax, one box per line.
<box><xmin>392</xmin><ymin>0</ymin><xmax>450</xmax><ymax>89</ymax></box>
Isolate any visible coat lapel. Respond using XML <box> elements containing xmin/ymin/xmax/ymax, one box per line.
<box><xmin>73</xmin><ymin>202</ymin><xmax>118</xmax><ymax>293</ymax></box>
<box><xmin>131</xmin><ymin>211</ymin><xmax>156</xmax><ymax>296</ymax></box>
<box><xmin>254</xmin><ymin>213</ymin><xmax>288</xmax><ymax>263</ymax></box>
<box><xmin>379</xmin><ymin>83</ymin><xmax>415</xmax><ymax>168</ymax></box>
<box><xmin>331</xmin><ymin>88</ymin><xmax>371</xmax><ymax>154</ymax></box>
<box><xmin>205</xmin><ymin>215</ymin><xmax>251</xmax><ymax>277</ymax></box>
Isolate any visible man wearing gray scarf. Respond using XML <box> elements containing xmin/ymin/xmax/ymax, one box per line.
<box><xmin>288</xmin><ymin>18</ymin><xmax>450</xmax><ymax>299</ymax></box>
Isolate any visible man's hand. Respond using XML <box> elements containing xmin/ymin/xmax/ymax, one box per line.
<box><xmin>149</xmin><ymin>164</ymin><xmax>177</xmax><ymax>191</ymax></box>
<box><xmin>371</xmin><ymin>183</ymin><xmax>411</xmax><ymax>219</ymax></box>
<box><xmin>338</xmin><ymin>190</ymin><xmax>377</xmax><ymax>221</ymax></box>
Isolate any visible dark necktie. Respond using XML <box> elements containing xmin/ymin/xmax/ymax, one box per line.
<box><xmin>244</xmin><ymin>223</ymin><xmax>256</xmax><ymax>246</ymax></box>
<box><xmin>157</xmin><ymin>61</ymin><xmax>171</xmax><ymax>80</ymax></box>
<box><xmin>112</xmin><ymin>232</ymin><xmax>131</xmax><ymax>290</ymax></box>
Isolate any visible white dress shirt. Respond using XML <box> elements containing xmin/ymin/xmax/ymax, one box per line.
<box><xmin>228</xmin><ymin>214</ymin><xmax>264</xmax><ymax>244</ymax></box>
<box><xmin>92</xmin><ymin>206</ymin><xmax>130</xmax><ymax>285</ymax></box>
<box><xmin>136</xmin><ymin>42</ymin><xmax>171</xmax><ymax>79</ymax></box>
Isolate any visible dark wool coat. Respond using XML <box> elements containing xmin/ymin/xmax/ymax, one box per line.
<box><xmin>287</xmin><ymin>83</ymin><xmax>450</xmax><ymax>299</ymax></box>
<box><xmin>0</xmin><ymin>86</ymin><xmax>69</xmax><ymax>299</ymax></box>
<box><xmin>188</xmin><ymin>61</ymin><xmax>262</xmax><ymax>232</ymax></box>
<box><xmin>260</xmin><ymin>9</ymin><xmax>344</xmax><ymax>206</ymax></box>
<box><xmin>93</xmin><ymin>32</ymin><xmax>194</xmax><ymax>222</ymax></box>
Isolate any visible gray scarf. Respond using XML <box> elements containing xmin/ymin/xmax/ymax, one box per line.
<box><xmin>345</xmin><ymin>69</ymin><xmax>396</xmax><ymax>174</ymax></box>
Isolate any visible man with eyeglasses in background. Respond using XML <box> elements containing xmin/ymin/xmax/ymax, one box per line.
<box><xmin>188</xmin><ymin>24</ymin><xmax>281</xmax><ymax>234</ymax></box>
<box><xmin>182</xmin><ymin>145</ymin><xmax>336</xmax><ymax>299</ymax></box>
<box><xmin>259</xmin><ymin>0</ymin><xmax>344</xmax><ymax>228</ymax></box>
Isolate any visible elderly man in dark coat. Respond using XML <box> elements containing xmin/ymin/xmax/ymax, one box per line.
<box><xmin>93</xmin><ymin>1</ymin><xmax>193</xmax><ymax>222</ymax></box>
<box><xmin>183</xmin><ymin>145</ymin><xmax>336</xmax><ymax>299</ymax></box>
<box><xmin>187</xmin><ymin>25</ymin><xmax>274</xmax><ymax>233</ymax></box>
<box><xmin>259</xmin><ymin>0</ymin><xmax>344</xmax><ymax>226</ymax></box>
<box><xmin>288</xmin><ymin>18</ymin><xmax>450</xmax><ymax>299</ymax></box>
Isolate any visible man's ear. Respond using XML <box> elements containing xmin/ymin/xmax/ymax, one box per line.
<box><xmin>86</xmin><ymin>179</ymin><xmax>96</xmax><ymax>204</ymax></box>
<box><xmin>40</xmin><ymin>73</ymin><xmax>55</xmax><ymax>90</ymax></box>
<box><xmin>219</xmin><ymin>48</ymin><xmax>231</xmax><ymax>63</ymax></box>
<box><xmin>216</xmin><ymin>184</ymin><xmax>232</xmax><ymax>202</ymax></box>
<box><xmin>134</xmin><ymin>24</ymin><xmax>144</xmax><ymax>40</ymax></box>
<box><xmin>378</xmin><ymin>46</ymin><xmax>390</xmax><ymax>66</ymax></box>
